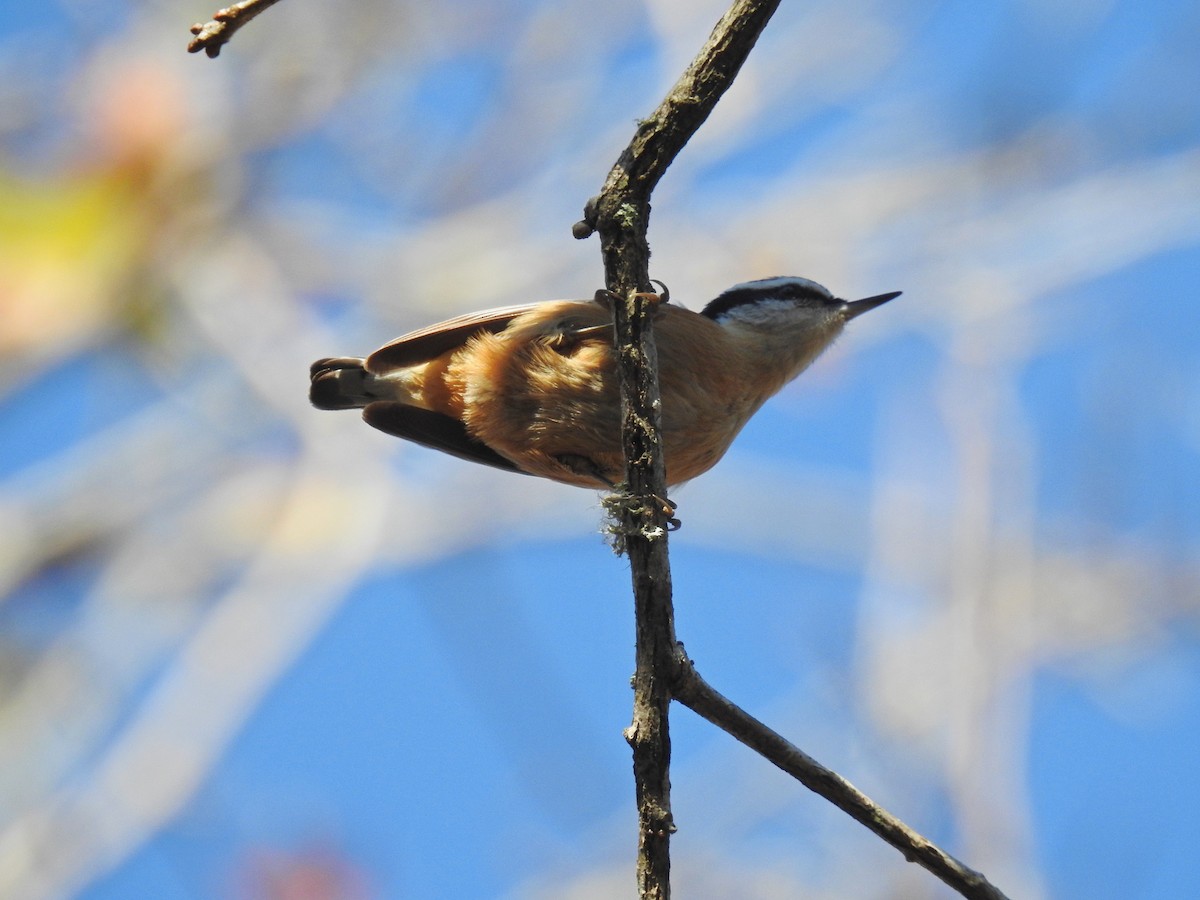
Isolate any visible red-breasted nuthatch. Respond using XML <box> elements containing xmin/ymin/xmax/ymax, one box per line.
<box><xmin>310</xmin><ymin>277</ymin><xmax>899</xmax><ymax>488</ymax></box>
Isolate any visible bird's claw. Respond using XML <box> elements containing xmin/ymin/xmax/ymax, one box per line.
<box><xmin>593</xmin><ymin>280</ymin><xmax>671</xmax><ymax>313</ymax></box>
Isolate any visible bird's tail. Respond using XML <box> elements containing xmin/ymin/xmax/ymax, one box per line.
<box><xmin>310</xmin><ymin>357</ymin><xmax>375</xmax><ymax>410</ymax></box>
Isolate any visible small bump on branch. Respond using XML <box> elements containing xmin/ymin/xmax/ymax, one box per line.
<box><xmin>188</xmin><ymin>0</ymin><xmax>284</xmax><ymax>58</ymax></box>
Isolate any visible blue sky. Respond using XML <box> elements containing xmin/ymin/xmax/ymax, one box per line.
<box><xmin>2</xmin><ymin>1</ymin><xmax>1199</xmax><ymax>898</ymax></box>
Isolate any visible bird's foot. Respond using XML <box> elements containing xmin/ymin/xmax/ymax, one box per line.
<box><xmin>592</xmin><ymin>280</ymin><xmax>671</xmax><ymax>311</ymax></box>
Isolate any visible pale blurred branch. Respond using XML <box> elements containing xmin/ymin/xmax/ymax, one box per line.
<box><xmin>672</xmin><ymin>653</ymin><xmax>1011</xmax><ymax>900</ymax></box>
<box><xmin>581</xmin><ymin>2</ymin><xmax>782</xmax><ymax>897</ymax></box>
<box><xmin>188</xmin><ymin>0</ymin><xmax>286</xmax><ymax>58</ymax></box>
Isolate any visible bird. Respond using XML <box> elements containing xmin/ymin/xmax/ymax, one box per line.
<box><xmin>310</xmin><ymin>276</ymin><xmax>899</xmax><ymax>489</ymax></box>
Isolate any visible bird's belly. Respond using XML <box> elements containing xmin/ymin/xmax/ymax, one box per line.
<box><xmin>452</xmin><ymin>332</ymin><xmax>752</xmax><ymax>488</ymax></box>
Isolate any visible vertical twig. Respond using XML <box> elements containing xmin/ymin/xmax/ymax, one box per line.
<box><xmin>579</xmin><ymin>3</ymin><xmax>784</xmax><ymax>896</ymax></box>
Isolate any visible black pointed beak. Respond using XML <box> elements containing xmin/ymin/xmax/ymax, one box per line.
<box><xmin>844</xmin><ymin>290</ymin><xmax>901</xmax><ymax>320</ymax></box>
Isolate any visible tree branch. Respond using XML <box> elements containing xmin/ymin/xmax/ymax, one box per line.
<box><xmin>671</xmin><ymin>654</ymin><xmax>1013</xmax><ymax>900</ymax></box>
<box><xmin>188</xmin><ymin>0</ymin><xmax>285</xmax><ymax>58</ymax></box>
<box><xmin>581</xmin><ymin>3</ymin><xmax>783</xmax><ymax>898</ymax></box>
<box><xmin>584</xmin><ymin>2</ymin><xmax>1011</xmax><ymax>898</ymax></box>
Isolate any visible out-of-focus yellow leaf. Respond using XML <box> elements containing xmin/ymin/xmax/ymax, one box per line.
<box><xmin>0</xmin><ymin>170</ymin><xmax>149</xmax><ymax>356</ymax></box>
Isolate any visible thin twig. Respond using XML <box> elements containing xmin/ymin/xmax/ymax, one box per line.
<box><xmin>671</xmin><ymin>654</ymin><xmax>1013</xmax><ymax>900</ymax></box>
<box><xmin>582</xmin><ymin>3</ymin><xmax>783</xmax><ymax>898</ymax></box>
<box><xmin>188</xmin><ymin>0</ymin><xmax>285</xmax><ymax>58</ymax></box>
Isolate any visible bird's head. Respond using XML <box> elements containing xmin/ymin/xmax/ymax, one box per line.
<box><xmin>701</xmin><ymin>276</ymin><xmax>901</xmax><ymax>381</ymax></box>
<box><xmin>702</xmin><ymin>276</ymin><xmax>900</xmax><ymax>331</ymax></box>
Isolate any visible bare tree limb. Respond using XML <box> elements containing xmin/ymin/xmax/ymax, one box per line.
<box><xmin>581</xmin><ymin>3</ymin><xmax>783</xmax><ymax>897</ymax></box>
<box><xmin>188</xmin><ymin>0</ymin><xmax>285</xmax><ymax>58</ymax></box>
<box><xmin>583</xmin><ymin>1</ymin><xmax>1012</xmax><ymax>897</ymax></box>
<box><xmin>671</xmin><ymin>653</ymin><xmax>1013</xmax><ymax>900</ymax></box>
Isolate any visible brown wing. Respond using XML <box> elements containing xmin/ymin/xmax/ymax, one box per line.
<box><xmin>362</xmin><ymin>401</ymin><xmax>526</xmax><ymax>475</ymax></box>
<box><xmin>365</xmin><ymin>304</ymin><xmax>539</xmax><ymax>374</ymax></box>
